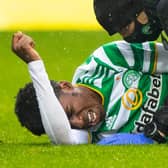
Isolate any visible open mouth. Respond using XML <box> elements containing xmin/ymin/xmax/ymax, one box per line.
<box><xmin>87</xmin><ymin>111</ymin><xmax>97</xmax><ymax>124</ymax></box>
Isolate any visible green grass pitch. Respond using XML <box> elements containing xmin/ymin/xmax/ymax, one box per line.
<box><xmin>0</xmin><ymin>31</ymin><xmax>167</xmax><ymax>167</ymax></box>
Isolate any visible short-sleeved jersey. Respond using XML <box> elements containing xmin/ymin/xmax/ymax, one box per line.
<box><xmin>72</xmin><ymin>40</ymin><xmax>168</xmax><ymax>142</ymax></box>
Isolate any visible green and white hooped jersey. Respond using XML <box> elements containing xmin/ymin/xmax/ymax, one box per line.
<box><xmin>72</xmin><ymin>40</ymin><xmax>168</xmax><ymax>142</ymax></box>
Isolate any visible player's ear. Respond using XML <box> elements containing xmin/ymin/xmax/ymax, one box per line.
<box><xmin>137</xmin><ymin>11</ymin><xmax>148</xmax><ymax>24</ymax></box>
<box><xmin>59</xmin><ymin>81</ymin><xmax>73</xmax><ymax>90</ymax></box>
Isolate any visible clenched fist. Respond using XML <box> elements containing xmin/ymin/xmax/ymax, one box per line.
<box><xmin>12</xmin><ymin>32</ymin><xmax>41</xmax><ymax>63</ymax></box>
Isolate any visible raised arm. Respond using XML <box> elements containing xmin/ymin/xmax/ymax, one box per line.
<box><xmin>12</xmin><ymin>32</ymin><xmax>41</xmax><ymax>63</ymax></box>
<box><xmin>12</xmin><ymin>32</ymin><xmax>89</xmax><ymax>144</ymax></box>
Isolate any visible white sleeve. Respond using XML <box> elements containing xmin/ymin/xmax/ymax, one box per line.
<box><xmin>28</xmin><ymin>60</ymin><xmax>89</xmax><ymax>144</ymax></box>
<box><xmin>156</xmin><ymin>43</ymin><xmax>168</xmax><ymax>73</ymax></box>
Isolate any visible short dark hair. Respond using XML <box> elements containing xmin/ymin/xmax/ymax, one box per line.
<box><xmin>15</xmin><ymin>80</ymin><xmax>62</xmax><ymax>136</ymax></box>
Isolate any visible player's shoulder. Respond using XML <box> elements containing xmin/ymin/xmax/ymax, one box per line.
<box><xmin>93</xmin><ymin>40</ymin><xmax>127</xmax><ymax>52</ymax></box>
<box><xmin>92</xmin><ymin>40</ymin><xmax>130</xmax><ymax>59</ymax></box>
<box><xmin>102</xmin><ymin>40</ymin><xmax>162</xmax><ymax>50</ymax></box>
<box><xmin>103</xmin><ymin>40</ymin><xmax>128</xmax><ymax>47</ymax></box>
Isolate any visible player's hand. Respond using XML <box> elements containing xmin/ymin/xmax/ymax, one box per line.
<box><xmin>12</xmin><ymin>31</ymin><xmax>41</xmax><ymax>63</ymax></box>
<box><xmin>144</xmin><ymin>107</ymin><xmax>168</xmax><ymax>143</ymax></box>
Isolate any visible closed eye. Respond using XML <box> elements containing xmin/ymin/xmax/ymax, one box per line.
<box><xmin>66</xmin><ymin>106</ymin><xmax>73</xmax><ymax>119</ymax></box>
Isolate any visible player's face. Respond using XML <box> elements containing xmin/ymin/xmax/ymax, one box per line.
<box><xmin>58</xmin><ymin>82</ymin><xmax>105</xmax><ymax>129</ymax></box>
<box><xmin>119</xmin><ymin>11</ymin><xmax>148</xmax><ymax>39</ymax></box>
<box><xmin>119</xmin><ymin>21</ymin><xmax>135</xmax><ymax>38</ymax></box>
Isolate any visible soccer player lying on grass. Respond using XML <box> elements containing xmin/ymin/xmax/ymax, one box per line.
<box><xmin>12</xmin><ymin>32</ymin><xmax>168</xmax><ymax>145</ymax></box>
